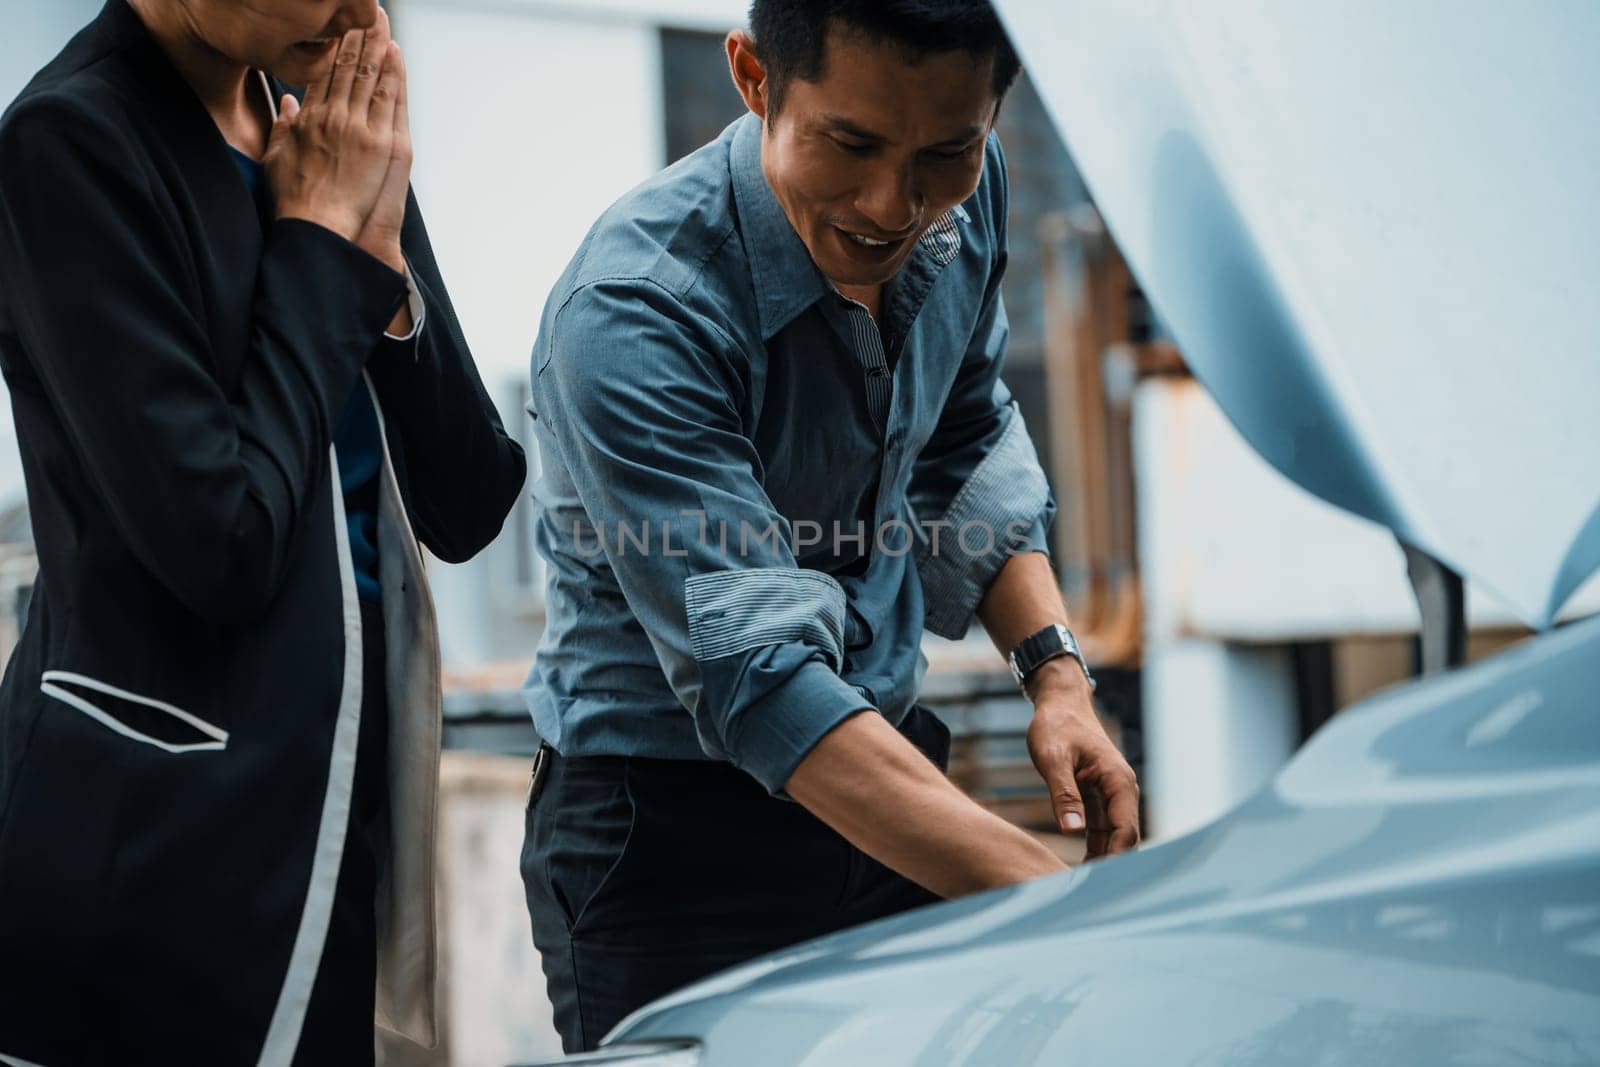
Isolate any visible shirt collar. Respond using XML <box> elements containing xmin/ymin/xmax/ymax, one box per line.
<box><xmin>729</xmin><ymin>114</ymin><xmax>835</xmax><ymax>341</ymax></box>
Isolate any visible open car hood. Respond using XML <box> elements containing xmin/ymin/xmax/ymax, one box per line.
<box><xmin>994</xmin><ymin>0</ymin><xmax>1600</xmax><ymax>628</ymax></box>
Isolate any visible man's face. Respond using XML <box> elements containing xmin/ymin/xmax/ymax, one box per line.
<box><xmin>759</xmin><ymin>26</ymin><xmax>999</xmax><ymax>290</ymax></box>
<box><xmin>176</xmin><ymin>0</ymin><xmax>381</xmax><ymax>85</ymax></box>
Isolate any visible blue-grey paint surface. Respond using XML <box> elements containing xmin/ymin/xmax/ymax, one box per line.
<box><xmin>610</xmin><ymin>612</ymin><xmax>1600</xmax><ymax>1063</ymax></box>
<box><xmin>993</xmin><ymin>0</ymin><xmax>1600</xmax><ymax>627</ymax></box>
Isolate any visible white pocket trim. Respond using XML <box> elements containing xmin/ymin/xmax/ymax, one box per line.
<box><xmin>0</xmin><ymin>1050</ymin><xmax>49</xmax><ymax>1067</ymax></box>
<box><xmin>39</xmin><ymin>670</ymin><xmax>228</xmax><ymax>754</ymax></box>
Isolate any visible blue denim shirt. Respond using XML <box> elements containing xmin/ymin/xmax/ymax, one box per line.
<box><xmin>524</xmin><ymin>114</ymin><xmax>1054</xmax><ymax>793</ymax></box>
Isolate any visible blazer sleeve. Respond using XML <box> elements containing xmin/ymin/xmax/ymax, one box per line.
<box><xmin>0</xmin><ymin>92</ymin><xmax>409</xmax><ymax>624</ymax></box>
<box><xmin>364</xmin><ymin>188</ymin><xmax>528</xmax><ymax>563</ymax></box>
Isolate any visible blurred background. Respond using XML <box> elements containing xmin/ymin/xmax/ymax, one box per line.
<box><xmin>5</xmin><ymin>1</ymin><xmax>1599</xmax><ymax>1061</ymax></box>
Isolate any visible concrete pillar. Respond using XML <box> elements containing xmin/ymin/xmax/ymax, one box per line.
<box><xmin>1142</xmin><ymin>639</ymin><xmax>1299</xmax><ymax>841</ymax></box>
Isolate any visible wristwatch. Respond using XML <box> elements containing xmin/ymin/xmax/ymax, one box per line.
<box><xmin>1008</xmin><ymin>623</ymin><xmax>1096</xmax><ymax>693</ymax></box>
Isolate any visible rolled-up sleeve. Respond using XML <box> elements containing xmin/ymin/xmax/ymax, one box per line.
<box><xmin>533</xmin><ymin>279</ymin><xmax>870</xmax><ymax>793</ymax></box>
<box><xmin>908</xmin><ymin>149</ymin><xmax>1055</xmax><ymax>639</ymax></box>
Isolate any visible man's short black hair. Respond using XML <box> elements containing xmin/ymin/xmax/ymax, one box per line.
<box><xmin>748</xmin><ymin>0</ymin><xmax>1021</xmax><ymax>118</ymax></box>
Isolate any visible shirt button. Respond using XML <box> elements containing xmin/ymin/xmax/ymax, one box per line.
<box><xmin>869</xmin><ymin>367</ymin><xmax>889</xmax><ymax>380</ymax></box>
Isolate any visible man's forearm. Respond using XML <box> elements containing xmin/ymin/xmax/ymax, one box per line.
<box><xmin>977</xmin><ymin>551</ymin><xmax>1066</xmax><ymax>657</ymax></box>
<box><xmin>973</xmin><ymin>550</ymin><xmax>1143</xmax><ymax>853</ymax></box>
<box><xmin>977</xmin><ymin>550</ymin><xmax>1089</xmax><ymax>700</ymax></box>
<box><xmin>786</xmin><ymin>710</ymin><xmax>1066</xmax><ymax>899</ymax></box>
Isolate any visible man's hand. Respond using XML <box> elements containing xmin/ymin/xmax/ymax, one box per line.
<box><xmin>975</xmin><ymin>551</ymin><xmax>1142</xmax><ymax>859</ymax></box>
<box><xmin>1025</xmin><ymin>659</ymin><xmax>1140</xmax><ymax>857</ymax></box>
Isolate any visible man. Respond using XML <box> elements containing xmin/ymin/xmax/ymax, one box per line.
<box><xmin>522</xmin><ymin>0</ymin><xmax>1140</xmax><ymax>1051</ymax></box>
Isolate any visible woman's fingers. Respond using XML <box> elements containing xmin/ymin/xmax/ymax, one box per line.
<box><xmin>353</xmin><ymin>41</ymin><xmax>412</xmax><ymax>264</ymax></box>
<box><xmin>325</xmin><ymin>27</ymin><xmax>368</xmax><ymax>114</ymax></box>
<box><xmin>268</xmin><ymin>94</ymin><xmax>299</xmax><ymax>147</ymax></box>
<box><xmin>269</xmin><ymin>11</ymin><xmax>409</xmax><ymax>244</ymax></box>
<box><xmin>347</xmin><ymin>11</ymin><xmax>391</xmax><ymax>119</ymax></box>
<box><xmin>299</xmin><ymin>53</ymin><xmax>329</xmax><ymax>109</ymax></box>
<box><xmin>392</xmin><ymin>42</ymin><xmax>410</xmax><ymax>147</ymax></box>
<box><xmin>368</xmin><ymin>41</ymin><xmax>401</xmax><ymax>132</ymax></box>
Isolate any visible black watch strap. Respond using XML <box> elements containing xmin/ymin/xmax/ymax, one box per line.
<box><xmin>1008</xmin><ymin>623</ymin><xmax>1095</xmax><ymax>692</ymax></box>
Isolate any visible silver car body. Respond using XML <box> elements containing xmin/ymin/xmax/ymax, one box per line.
<box><xmin>615</xmin><ymin>611</ymin><xmax>1600</xmax><ymax>1063</ymax></box>
<box><xmin>1001</xmin><ymin>0</ymin><xmax>1600</xmax><ymax>627</ymax></box>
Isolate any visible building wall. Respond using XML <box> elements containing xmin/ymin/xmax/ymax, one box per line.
<box><xmin>0</xmin><ymin>2</ymin><xmax>100</xmax><ymax>126</ymax></box>
<box><xmin>400</xmin><ymin>0</ymin><xmax>680</xmax><ymax>664</ymax></box>
<box><xmin>0</xmin><ymin>0</ymin><xmax>106</xmax><ymax>511</ymax></box>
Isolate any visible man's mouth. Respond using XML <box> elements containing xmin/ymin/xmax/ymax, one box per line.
<box><xmin>294</xmin><ymin>37</ymin><xmax>337</xmax><ymax>55</ymax></box>
<box><xmin>838</xmin><ymin>226</ymin><xmax>914</xmax><ymax>247</ymax></box>
<box><xmin>832</xmin><ymin>224</ymin><xmax>916</xmax><ymax>265</ymax></box>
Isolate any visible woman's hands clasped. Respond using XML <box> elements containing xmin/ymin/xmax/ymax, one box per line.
<box><xmin>265</xmin><ymin>8</ymin><xmax>412</xmax><ymax>275</ymax></box>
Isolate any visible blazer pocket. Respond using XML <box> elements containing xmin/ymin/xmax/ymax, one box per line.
<box><xmin>39</xmin><ymin>670</ymin><xmax>228</xmax><ymax>754</ymax></box>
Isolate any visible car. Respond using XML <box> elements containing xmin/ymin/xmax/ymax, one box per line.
<box><xmin>568</xmin><ymin>610</ymin><xmax>1598</xmax><ymax>1065</ymax></box>
<box><xmin>522</xmin><ymin>1</ymin><xmax>1600</xmax><ymax>1062</ymax></box>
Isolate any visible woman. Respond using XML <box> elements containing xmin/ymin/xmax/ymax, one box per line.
<box><xmin>0</xmin><ymin>1</ymin><xmax>526</xmax><ymax>1062</ymax></box>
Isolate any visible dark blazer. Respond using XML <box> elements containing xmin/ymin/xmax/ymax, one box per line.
<box><xmin>0</xmin><ymin>0</ymin><xmax>526</xmax><ymax>1060</ymax></box>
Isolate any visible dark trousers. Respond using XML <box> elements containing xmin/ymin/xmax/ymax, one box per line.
<box><xmin>521</xmin><ymin>705</ymin><xmax>950</xmax><ymax>1053</ymax></box>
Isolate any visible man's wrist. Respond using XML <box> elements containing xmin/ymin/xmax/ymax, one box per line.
<box><xmin>1024</xmin><ymin>656</ymin><xmax>1093</xmax><ymax>705</ymax></box>
<box><xmin>1009</xmin><ymin>622</ymin><xmax>1095</xmax><ymax>701</ymax></box>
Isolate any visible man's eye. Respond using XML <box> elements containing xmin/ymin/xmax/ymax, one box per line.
<box><xmin>927</xmin><ymin>144</ymin><xmax>979</xmax><ymax>162</ymax></box>
<box><xmin>832</xmin><ymin>138</ymin><xmax>875</xmax><ymax>156</ymax></box>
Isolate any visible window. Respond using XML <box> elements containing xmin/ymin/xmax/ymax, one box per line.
<box><xmin>661</xmin><ymin>28</ymin><xmax>747</xmax><ymax>164</ymax></box>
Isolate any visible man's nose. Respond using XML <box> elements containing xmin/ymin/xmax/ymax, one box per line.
<box><xmin>328</xmin><ymin>0</ymin><xmax>383</xmax><ymax>35</ymax></box>
<box><xmin>855</xmin><ymin>162</ymin><xmax>921</xmax><ymax>236</ymax></box>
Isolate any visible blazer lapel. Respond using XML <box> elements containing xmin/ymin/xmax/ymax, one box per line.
<box><xmin>93</xmin><ymin>0</ymin><xmax>266</xmax><ymax>395</ymax></box>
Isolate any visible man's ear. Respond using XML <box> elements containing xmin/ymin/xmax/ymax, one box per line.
<box><xmin>726</xmin><ymin>29</ymin><xmax>769</xmax><ymax>121</ymax></box>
